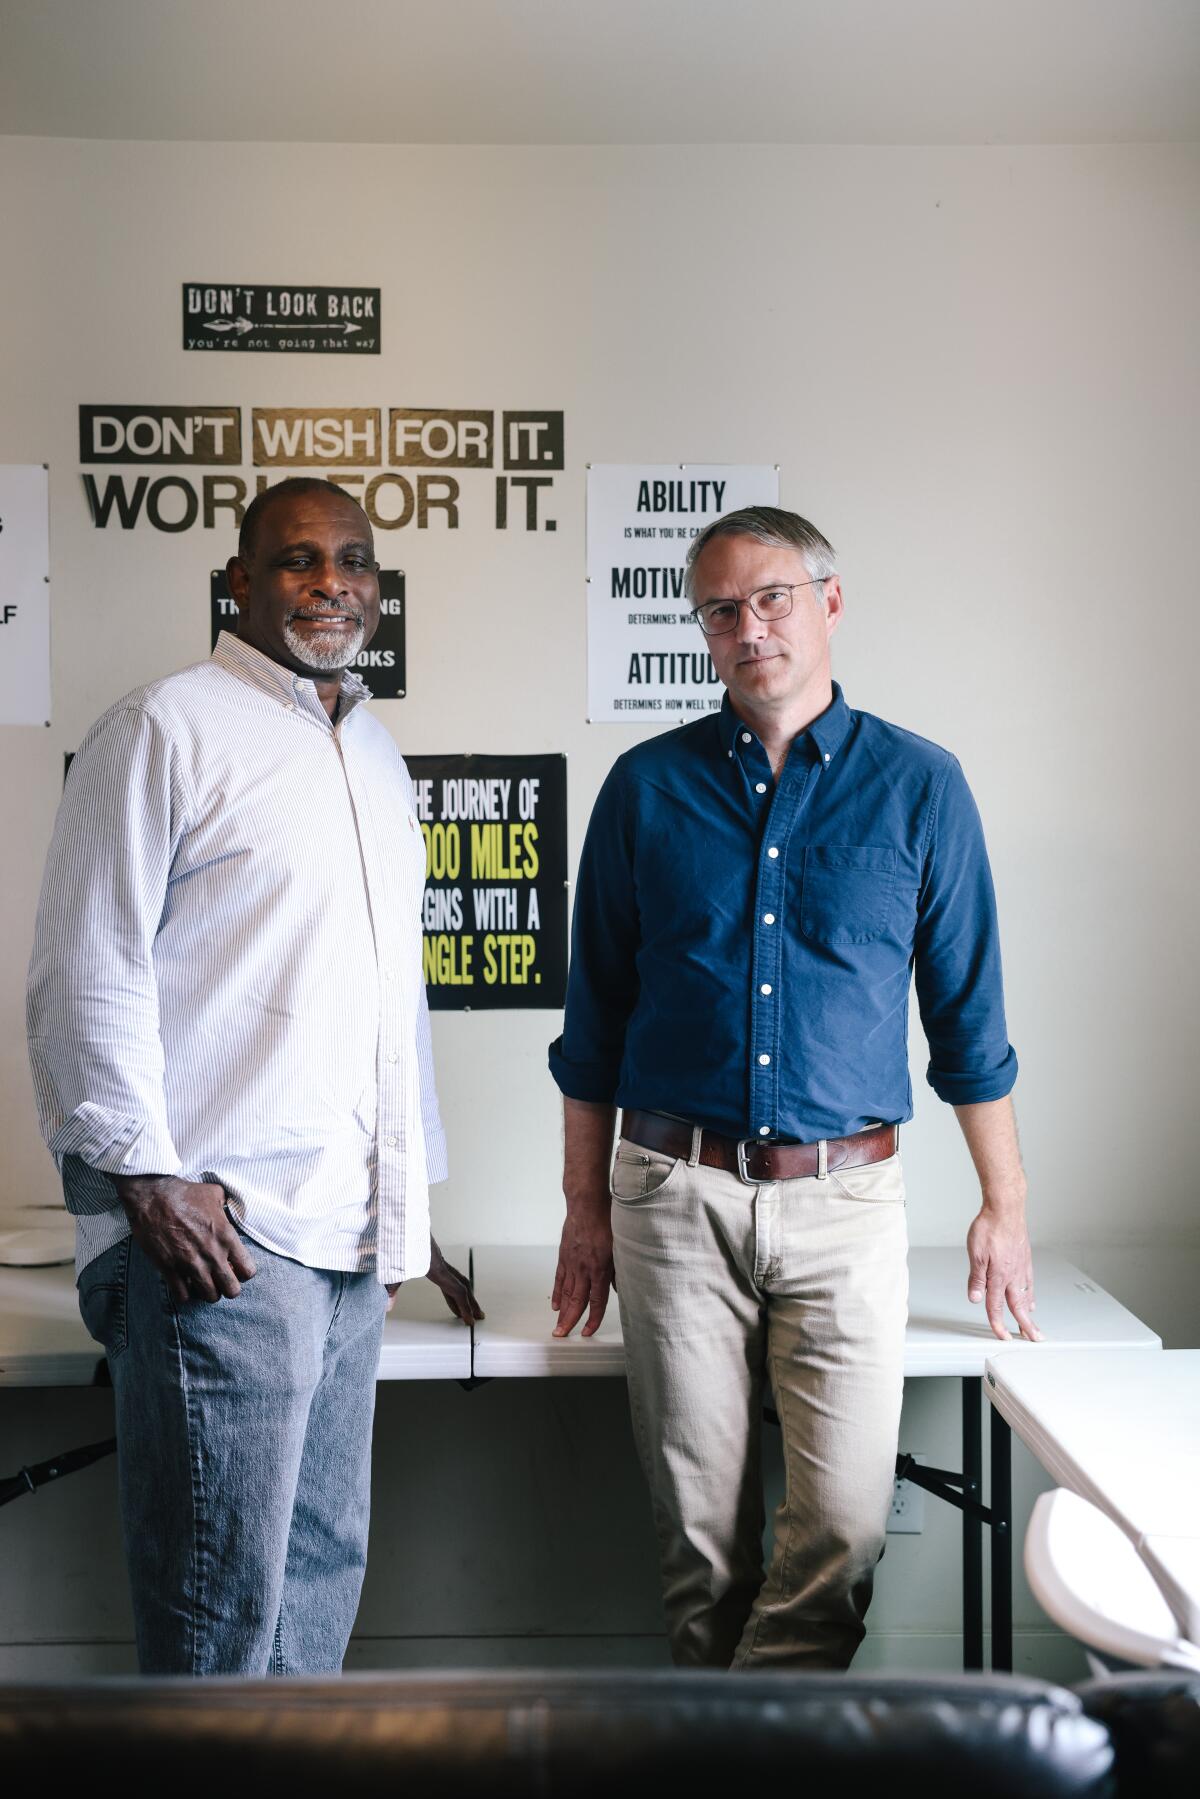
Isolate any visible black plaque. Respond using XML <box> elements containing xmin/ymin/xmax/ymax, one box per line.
<box><xmin>183</xmin><ymin>283</ymin><xmax>381</xmax><ymax>354</ymax></box>
<box><xmin>408</xmin><ymin>753</ymin><xmax>568</xmax><ymax>1011</ymax></box>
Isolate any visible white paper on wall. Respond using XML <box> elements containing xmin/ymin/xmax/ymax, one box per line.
<box><xmin>0</xmin><ymin>464</ymin><xmax>51</xmax><ymax>726</ymax></box>
<box><xmin>585</xmin><ymin>463</ymin><xmax>779</xmax><ymax>724</ymax></box>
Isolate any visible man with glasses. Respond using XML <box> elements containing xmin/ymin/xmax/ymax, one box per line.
<box><xmin>548</xmin><ymin>505</ymin><xmax>1036</xmax><ymax>1669</ymax></box>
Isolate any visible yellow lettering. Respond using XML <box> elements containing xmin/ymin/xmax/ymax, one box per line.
<box><xmin>421</xmin><ymin>932</ymin><xmax>474</xmax><ymax>984</ymax></box>
<box><xmin>481</xmin><ymin>933</ymin><xmax>536</xmax><ymax>984</ymax></box>
<box><xmin>470</xmin><ymin>821</ymin><xmax>538</xmax><ymax>879</ymax></box>
<box><xmin>470</xmin><ymin>821</ymin><xmax>493</xmax><ymax>878</ymax></box>
<box><xmin>422</xmin><ymin>821</ymin><xmax>461</xmax><ymax>881</ymax></box>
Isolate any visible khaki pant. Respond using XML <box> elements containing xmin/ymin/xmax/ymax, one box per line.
<box><xmin>610</xmin><ymin>1136</ymin><xmax>909</xmax><ymax>1671</ymax></box>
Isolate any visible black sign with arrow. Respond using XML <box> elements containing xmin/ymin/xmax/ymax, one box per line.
<box><xmin>183</xmin><ymin>283</ymin><xmax>381</xmax><ymax>354</ymax></box>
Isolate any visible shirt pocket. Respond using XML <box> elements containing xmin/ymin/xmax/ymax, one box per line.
<box><xmin>801</xmin><ymin>845</ymin><xmax>897</xmax><ymax>946</ymax></box>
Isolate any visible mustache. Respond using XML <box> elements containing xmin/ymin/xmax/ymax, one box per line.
<box><xmin>287</xmin><ymin>606</ymin><xmax>365</xmax><ymax>625</ymax></box>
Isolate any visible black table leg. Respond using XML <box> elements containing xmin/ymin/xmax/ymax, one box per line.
<box><xmin>990</xmin><ymin>1402</ymin><xmax>1013</xmax><ymax>1672</ymax></box>
<box><xmin>962</xmin><ymin>1377</ymin><xmax>983</xmax><ymax>1670</ymax></box>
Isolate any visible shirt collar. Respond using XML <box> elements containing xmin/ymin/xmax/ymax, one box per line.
<box><xmin>808</xmin><ymin>682</ymin><xmax>853</xmax><ymax>762</ymax></box>
<box><xmin>718</xmin><ymin>681</ymin><xmax>852</xmax><ymax>764</ymax></box>
<box><xmin>211</xmin><ymin>630</ymin><xmax>372</xmax><ymax>716</ymax></box>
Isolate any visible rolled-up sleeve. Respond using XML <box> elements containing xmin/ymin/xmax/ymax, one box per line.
<box><xmin>548</xmin><ymin>762</ymin><xmax>641</xmax><ymax>1104</ymax></box>
<box><xmin>913</xmin><ymin>755</ymin><xmax>1018</xmax><ymax>1106</ymax></box>
<box><xmin>26</xmin><ymin>705</ymin><xmax>186</xmax><ymax>1208</ymax></box>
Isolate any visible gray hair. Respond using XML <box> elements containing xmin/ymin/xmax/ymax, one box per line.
<box><xmin>684</xmin><ymin>505</ymin><xmax>837</xmax><ymax>599</ymax></box>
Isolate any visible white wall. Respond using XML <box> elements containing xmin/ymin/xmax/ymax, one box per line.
<box><xmin>1</xmin><ymin>136</ymin><xmax>1197</xmax><ymax>1672</ymax></box>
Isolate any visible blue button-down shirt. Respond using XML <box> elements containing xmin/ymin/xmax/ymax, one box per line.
<box><xmin>549</xmin><ymin>684</ymin><xmax>1016</xmax><ymax>1141</ymax></box>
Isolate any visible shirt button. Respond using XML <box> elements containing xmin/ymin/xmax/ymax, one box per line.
<box><xmin>823</xmin><ymin>752</ymin><xmax>830</xmax><ymax>763</ymax></box>
<box><xmin>759</xmin><ymin>1053</ymin><xmax>771</xmax><ymax>1065</ymax></box>
<box><xmin>754</xmin><ymin>782</ymin><xmax>767</xmax><ymax>794</ymax></box>
<box><xmin>760</xmin><ymin>982</ymin><xmax>772</xmax><ymax>995</ymax></box>
<box><xmin>763</xmin><ymin>912</ymin><xmax>775</xmax><ymax>925</ymax></box>
<box><xmin>767</xmin><ymin>846</ymin><xmax>779</xmax><ymax>859</ymax></box>
<box><xmin>385</xmin><ymin>1135</ymin><xmax>398</xmax><ymax>1148</ymax></box>
<box><xmin>741</xmin><ymin>731</ymin><xmax>752</xmax><ymax>744</ymax></box>
<box><xmin>759</xmin><ymin>1125</ymin><xmax>770</xmax><ymax>1137</ymax></box>
<box><xmin>387</xmin><ymin>1052</ymin><xmax>398</xmax><ymax>1064</ymax></box>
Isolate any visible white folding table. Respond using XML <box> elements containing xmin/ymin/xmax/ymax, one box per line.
<box><xmin>0</xmin><ymin>1263</ymin><xmax>102</xmax><ymax>1388</ymax></box>
<box><xmin>985</xmin><ymin>1348</ymin><xmax>1200</xmax><ymax>1647</ymax></box>
<box><xmin>0</xmin><ymin>1250</ymin><xmax>473</xmax><ymax>1390</ymax></box>
<box><xmin>470</xmin><ymin>1245</ymin><xmax>1162</xmax><ymax>1668</ymax></box>
<box><xmin>377</xmin><ymin>1247</ymin><xmax>474</xmax><ymax>1380</ymax></box>
<box><xmin>0</xmin><ymin>1252</ymin><xmax>471</xmax><ymax>1505</ymax></box>
<box><xmin>0</xmin><ymin>1247</ymin><xmax>1162</xmax><ymax>1668</ymax></box>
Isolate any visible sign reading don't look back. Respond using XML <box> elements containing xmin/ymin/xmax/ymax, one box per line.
<box><xmin>183</xmin><ymin>283</ymin><xmax>381</xmax><ymax>354</ymax></box>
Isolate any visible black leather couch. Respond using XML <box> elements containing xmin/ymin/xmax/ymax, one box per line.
<box><xmin>1</xmin><ymin>1668</ymin><xmax>1196</xmax><ymax>1796</ymax></box>
<box><xmin>1078</xmin><ymin>1672</ymin><xmax>1200</xmax><ymax>1797</ymax></box>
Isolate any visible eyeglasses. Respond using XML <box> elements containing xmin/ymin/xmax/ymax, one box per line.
<box><xmin>691</xmin><ymin>579</ymin><xmax>829</xmax><ymax>636</ymax></box>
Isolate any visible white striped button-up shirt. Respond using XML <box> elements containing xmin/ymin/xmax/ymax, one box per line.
<box><xmin>27</xmin><ymin>632</ymin><xmax>445</xmax><ymax>1284</ymax></box>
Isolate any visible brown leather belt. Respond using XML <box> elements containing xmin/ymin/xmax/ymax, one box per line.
<box><xmin>620</xmin><ymin>1109</ymin><xmax>898</xmax><ymax>1185</ymax></box>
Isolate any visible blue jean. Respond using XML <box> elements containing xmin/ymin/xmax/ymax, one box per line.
<box><xmin>78</xmin><ymin>1230</ymin><xmax>388</xmax><ymax>1675</ymax></box>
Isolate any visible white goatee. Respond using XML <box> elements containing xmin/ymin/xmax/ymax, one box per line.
<box><xmin>282</xmin><ymin>617</ymin><xmax>366</xmax><ymax>672</ymax></box>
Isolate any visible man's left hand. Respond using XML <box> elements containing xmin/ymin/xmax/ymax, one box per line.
<box><xmin>386</xmin><ymin>1237</ymin><xmax>483</xmax><ymax>1323</ymax></box>
<box><xmin>966</xmin><ymin>1207</ymin><xmax>1042</xmax><ymax>1342</ymax></box>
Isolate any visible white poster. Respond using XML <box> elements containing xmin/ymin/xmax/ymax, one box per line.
<box><xmin>0</xmin><ymin>465</ymin><xmax>51</xmax><ymax>726</ymax></box>
<box><xmin>586</xmin><ymin>463</ymin><xmax>779</xmax><ymax>724</ymax></box>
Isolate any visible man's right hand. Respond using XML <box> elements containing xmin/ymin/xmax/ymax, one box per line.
<box><xmin>554</xmin><ymin>1097</ymin><xmax>618</xmax><ymax>1339</ymax></box>
<box><xmin>115</xmin><ymin>1175</ymin><xmax>257</xmax><ymax>1305</ymax></box>
<box><xmin>552</xmin><ymin>1201</ymin><xmax>614</xmax><ymax>1339</ymax></box>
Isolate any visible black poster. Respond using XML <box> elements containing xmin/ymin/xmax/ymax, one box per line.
<box><xmin>408</xmin><ymin>754</ymin><xmax>568</xmax><ymax>1011</ymax></box>
<box><xmin>183</xmin><ymin>283</ymin><xmax>381</xmax><ymax>353</ymax></box>
<box><xmin>209</xmin><ymin>569</ymin><xmax>406</xmax><ymax>699</ymax></box>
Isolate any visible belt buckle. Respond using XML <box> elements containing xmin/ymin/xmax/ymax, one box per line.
<box><xmin>736</xmin><ymin>1138</ymin><xmax>769</xmax><ymax>1185</ymax></box>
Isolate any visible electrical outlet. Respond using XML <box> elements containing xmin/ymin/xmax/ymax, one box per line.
<box><xmin>887</xmin><ymin>1456</ymin><xmax>925</xmax><ymax>1534</ymax></box>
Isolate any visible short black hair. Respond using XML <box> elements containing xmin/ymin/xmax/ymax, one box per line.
<box><xmin>237</xmin><ymin>477</ymin><xmax>371</xmax><ymax>561</ymax></box>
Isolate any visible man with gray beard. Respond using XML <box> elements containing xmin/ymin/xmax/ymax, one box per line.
<box><xmin>27</xmin><ymin>478</ymin><xmax>479</xmax><ymax>1675</ymax></box>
